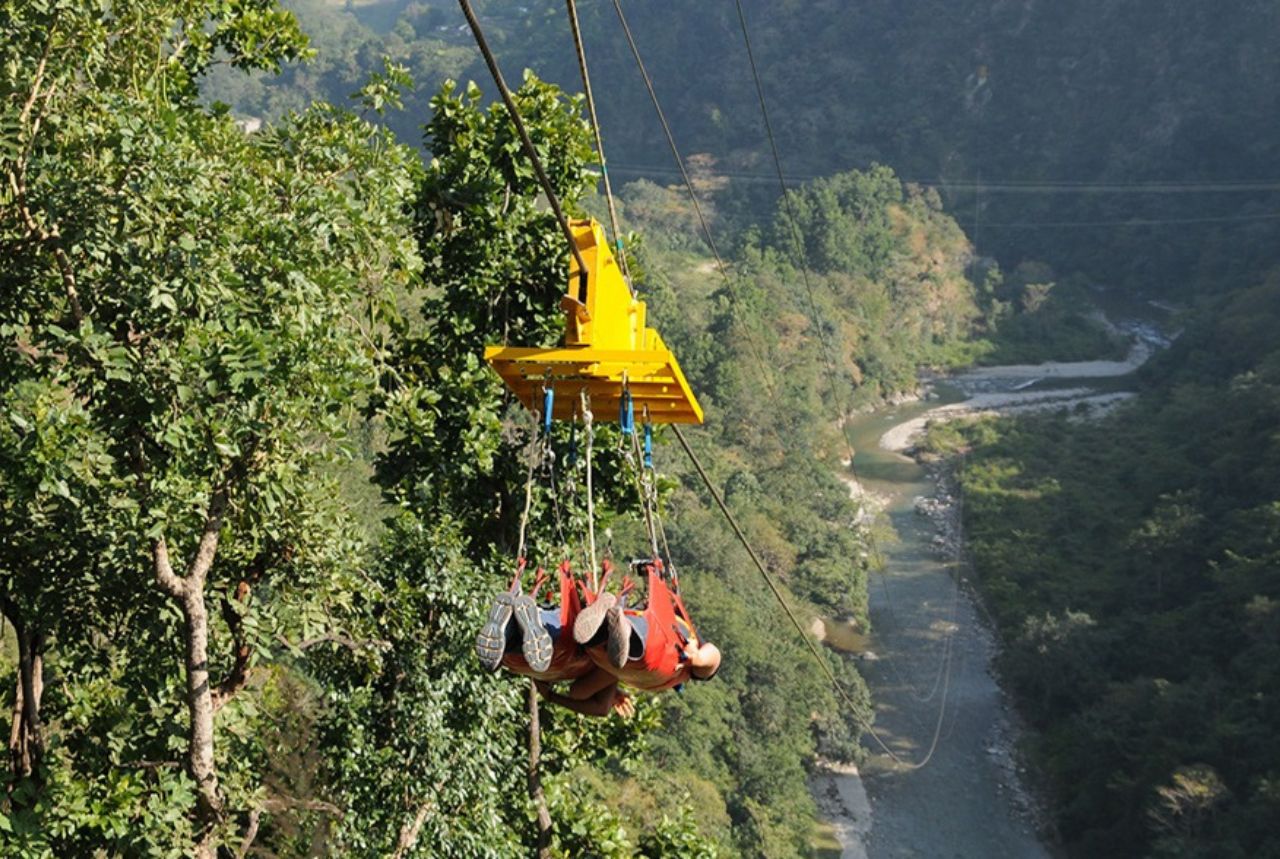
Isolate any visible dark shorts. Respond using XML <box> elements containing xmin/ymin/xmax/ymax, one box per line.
<box><xmin>505</xmin><ymin>607</ymin><xmax>564</xmax><ymax>652</ymax></box>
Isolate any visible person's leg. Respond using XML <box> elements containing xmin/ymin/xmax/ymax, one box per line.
<box><xmin>624</xmin><ymin>612</ymin><xmax>648</xmax><ymax>660</ymax></box>
<box><xmin>606</xmin><ymin>593</ymin><xmax>634</xmax><ymax>668</ymax></box>
<box><xmin>574</xmin><ymin>591</ymin><xmax>615</xmax><ymax>645</ymax></box>
<box><xmin>539</xmin><ymin>607</ymin><xmax>563</xmax><ymax>643</ymax></box>
<box><xmin>513</xmin><ymin>595</ymin><xmax>553</xmax><ymax>671</ymax></box>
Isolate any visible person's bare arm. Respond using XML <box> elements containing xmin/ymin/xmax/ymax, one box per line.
<box><xmin>534</xmin><ymin>668</ymin><xmax>629</xmax><ymax>718</ymax></box>
<box><xmin>558</xmin><ymin>667</ymin><xmax>617</xmax><ymax>701</ymax></box>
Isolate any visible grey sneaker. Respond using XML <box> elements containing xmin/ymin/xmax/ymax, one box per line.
<box><xmin>606</xmin><ymin>602</ymin><xmax>633</xmax><ymax>669</ymax></box>
<box><xmin>475</xmin><ymin>591</ymin><xmax>517</xmax><ymax>671</ymax></box>
<box><xmin>574</xmin><ymin>592</ymin><xmax>616</xmax><ymax>645</ymax></box>
<box><xmin>513</xmin><ymin>595</ymin><xmax>553</xmax><ymax>673</ymax></box>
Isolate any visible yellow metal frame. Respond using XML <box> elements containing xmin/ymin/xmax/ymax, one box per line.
<box><xmin>484</xmin><ymin>219</ymin><xmax>704</xmax><ymax>425</ymax></box>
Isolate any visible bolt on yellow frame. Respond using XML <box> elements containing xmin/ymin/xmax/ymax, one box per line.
<box><xmin>484</xmin><ymin>219</ymin><xmax>704</xmax><ymax>424</ymax></box>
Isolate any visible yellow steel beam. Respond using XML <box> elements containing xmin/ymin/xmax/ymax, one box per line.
<box><xmin>484</xmin><ymin>218</ymin><xmax>704</xmax><ymax>425</ymax></box>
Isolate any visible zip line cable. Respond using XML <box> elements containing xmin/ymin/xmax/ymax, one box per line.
<box><xmin>730</xmin><ymin>0</ymin><xmax>901</xmax><ymax>634</ymax></box>
<box><xmin>606</xmin><ymin>0</ymin><xmax>954</xmax><ymax>766</ymax></box>
<box><xmin>732</xmin><ymin>0</ymin><xmax>859</xmax><ymax>466</ymax></box>
<box><xmin>565</xmin><ymin>0</ymin><xmax>632</xmax><ymax>290</ymax></box>
<box><xmin>673</xmin><ymin>424</ymin><xmax>950</xmax><ymax>770</ymax></box>
<box><xmin>609</xmin><ymin>0</ymin><xmax>781</xmax><ymax>403</ymax></box>
<box><xmin>734</xmin><ymin>0</ymin><xmax>961</xmax><ymax>711</ymax></box>
<box><xmin>977</xmin><ymin>210</ymin><xmax>1280</xmax><ymax>228</ymax></box>
<box><xmin>601</xmin><ymin>0</ymin><xmax>966</xmax><ymax>766</ymax></box>
<box><xmin>601</xmin><ymin>162</ymin><xmax>1280</xmax><ymax>193</ymax></box>
<box><xmin>456</xmin><ymin>0</ymin><xmax>589</xmax><ymax>300</ymax></box>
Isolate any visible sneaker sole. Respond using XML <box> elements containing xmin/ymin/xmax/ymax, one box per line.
<box><xmin>574</xmin><ymin>592</ymin><xmax>616</xmax><ymax>645</ymax></box>
<box><xmin>513</xmin><ymin>595</ymin><xmax>553</xmax><ymax>673</ymax></box>
<box><xmin>606</xmin><ymin>606</ymin><xmax>632</xmax><ymax>669</ymax></box>
<box><xmin>474</xmin><ymin>592</ymin><xmax>517</xmax><ymax>671</ymax></box>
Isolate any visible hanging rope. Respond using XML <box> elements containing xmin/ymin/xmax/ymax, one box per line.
<box><xmin>515</xmin><ymin>418</ymin><xmax>542</xmax><ymax>561</ymax></box>
<box><xmin>456</xmin><ymin>0</ymin><xmax>589</xmax><ymax>300</ymax></box>
<box><xmin>581</xmin><ymin>390</ymin><xmax>599</xmax><ymax>590</ymax></box>
<box><xmin>616</xmin><ymin>391</ymin><xmax>660</xmax><ymax>559</ymax></box>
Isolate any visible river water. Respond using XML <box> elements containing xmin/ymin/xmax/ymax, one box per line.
<box><xmin>813</xmin><ymin>385</ymin><xmax>1051</xmax><ymax>859</ymax></box>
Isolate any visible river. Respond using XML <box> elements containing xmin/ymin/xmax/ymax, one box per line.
<box><xmin>811</xmin><ymin>307</ymin><xmax>1174</xmax><ymax>857</ymax></box>
<box><xmin>812</xmin><ymin>384</ymin><xmax>1051</xmax><ymax>859</ymax></box>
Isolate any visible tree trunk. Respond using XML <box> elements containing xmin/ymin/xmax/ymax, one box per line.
<box><xmin>527</xmin><ymin>683</ymin><xmax>552</xmax><ymax>859</ymax></box>
<box><xmin>1</xmin><ymin>601</ymin><xmax>44</xmax><ymax>783</ymax></box>
<box><xmin>181</xmin><ymin>592</ymin><xmax>222</xmax><ymax>828</ymax></box>
<box><xmin>154</xmin><ymin>494</ymin><xmax>227</xmax><ymax>858</ymax></box>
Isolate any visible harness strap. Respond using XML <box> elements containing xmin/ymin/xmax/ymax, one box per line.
<box><xmin>508</xmin><ymin>556</ymin><xmax>528</xmax><ymax>591</ymax></box>
<box><xmin>671</xmin><ymin>590</ymin><xmax>697</xmax><ymax>641</ymax></box>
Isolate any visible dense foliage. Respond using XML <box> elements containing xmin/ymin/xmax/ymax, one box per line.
<box><xmin>1</xmin><ymin>0</ymin><xmax>422</xmax><ymax>854</ymax></box>
<box><xmin>924</xmin><ymin>275</ymin><xmax>1280</xmax><ymax>856</ymax></box>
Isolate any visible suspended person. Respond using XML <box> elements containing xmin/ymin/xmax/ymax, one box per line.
<box><xmin>475</xmin><ymin>560</ymin><xmax>635</xmax><ymax>718</ymax></box>
<box><xmin>572</xmin><ymin>558</ymin><xmax>721</xmax><ymax>692</ymax></box>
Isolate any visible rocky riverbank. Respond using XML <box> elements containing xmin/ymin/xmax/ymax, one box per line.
<box><xmin>878</xmin><ymin>322</ymin><xmax>1170</xmax><ymax>454</ymax></box>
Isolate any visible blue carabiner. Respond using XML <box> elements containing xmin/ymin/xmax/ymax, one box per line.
<box><xmin>542</xmin><ymin>387</ymin><xmax>554</xmax><ymax>435</ymax></box>
<box><xmin>643</xmin><ymin>421</ymin><xmax>653</xmax><ymax>469</ymax></box>
<box><xmin>620</xmin><ymin>389</ymin><xmax>634</xmax><ymax>436</ymax></box>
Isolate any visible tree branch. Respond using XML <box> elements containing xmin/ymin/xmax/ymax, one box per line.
<box><xmin>122</xmin><ymin>759</ymin><xmax>180</xmax><ymax>771</ymax></box>
<box><xmin>11</xmin><ymin>334</ymin><xmax>41</xmax><ymax>365</ymax></box>
<box><xmin>153</xmin><ymin>485</ymin><xmax>227</xmax><ymax>599</ymax></box>
<box><xmin>186</xmin><ymin>487</ymin><xmax>228</xmax><ymax>585</ymax></box>
<box><xmin>153</xmin><ymin>537</ymin><xmax>186</xmax><ymax>599</ymax></box>
<box><xmin>260</xmin><ymin>795</ymin><xmax>344</xmax><ymax>817</ymax></box>
<box><xmin>213</xmin><ymin>580</ymin><xmax>252</xmax><ymax>714</ymax></box>
<box><xmin>276</xmin><ymin>632</ymin><xmax>390</xmax><ymax>653</ymax></box>
<box><xmin>6</xmin><ymin>171</ymin><xmax>85</xmax><ymax>325</ymax></box>
<box><xmin>392</xmin><ymin>800</ymin><xmax>434</xmax><ymax>859</ymax></box>
<box><xmin>18</xmin><ymin>12</ymin><xmax>57</xmax><ymax>127</ymax></box>
<box><xmin>236</xmin><ymin>808</ymin><xmax>261</xmax><ymax>859</ymax></box>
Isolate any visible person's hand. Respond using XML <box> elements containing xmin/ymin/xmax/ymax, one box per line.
<box><xmin>612</xmin><ymin>691</ymin><xmax>635</xmax><ymax>719</ymax></box>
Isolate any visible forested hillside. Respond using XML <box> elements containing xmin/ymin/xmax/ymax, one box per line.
<box><xmin>923</xmin><ymin>277</ymin><xmax>1280</xmax><ymax>857</ymax></box>
<box><xmin>207</xmin><ymin>0</ymin><xmax>1280</xmax><ymax>300</ymax></box>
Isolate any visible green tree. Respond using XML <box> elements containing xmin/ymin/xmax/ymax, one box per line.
<box><xmin>1</xmin><ymin>1</ymin><xmax>419</xmax><ymax>853</ymax></box>
<box><xmin>316</xmin><ymin>75</ymin><xmax>718</xmax><ymax>856</ymax></box>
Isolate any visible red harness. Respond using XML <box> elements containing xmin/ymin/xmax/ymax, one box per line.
<box><xmin>588</xmin><ymin>561</ymin><xmax>697</xmax><ymax>692</ymax></box>
<box><xmin>501</xmin><ymin>561</ymin><xmax>594</xmax><ymax>682</ymax></box>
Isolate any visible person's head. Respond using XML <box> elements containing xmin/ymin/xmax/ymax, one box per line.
<box><xmin>690</xmin><ymin>642</ymin><xmax>721</xmax><ymax>680</ymax></box>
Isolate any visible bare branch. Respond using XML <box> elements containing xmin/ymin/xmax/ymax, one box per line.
<box><xmin>277</xmin><ymin>632</ymin><xmax>390</xmax><ymax>653</ymax></box>
<box><xmin>260</xmin><ymin>795</ymin><xmax>344</xmax><ymax>817</ymax></box>
<box><xmin>392</xmin><ymin>800</ymin><xmax>434</xmax><ymax>859</ymax></box>
<box><xmin>6</xmin><ymin>171</ymin><xmax>85</xmax><ymax>324</ymax></box>
<box><xmin>18</xmin><ymin>13</ymin><xmax>57</xmax><ymax>127</ymax></box>
<box><xmin>213</xmin><ymin>581</ymin><xmax>253</xmax><ymax>714</ymax></box>
<box><xmin>186</xmin><ymin>487</ymin><xmax>228</xmax><ymax>585</ymax></box>
<box><xmin>11</xmin><ymin>335</ymin><xmax>41</xmax><ymax>364</ymax></box>
<box><xmin>122</xmin><ymin>759</ymin><xmax>180</xmax><ymax>771</ymax></box>
<box><xmin>153</xmin><ymin>537</ymin><xmax>187</xmax><ymax>599</ymax></box>
<box><xmin>236</xmin><ymin>808</ymin><xmax>261</xmax><ymax>859</ymax></box>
